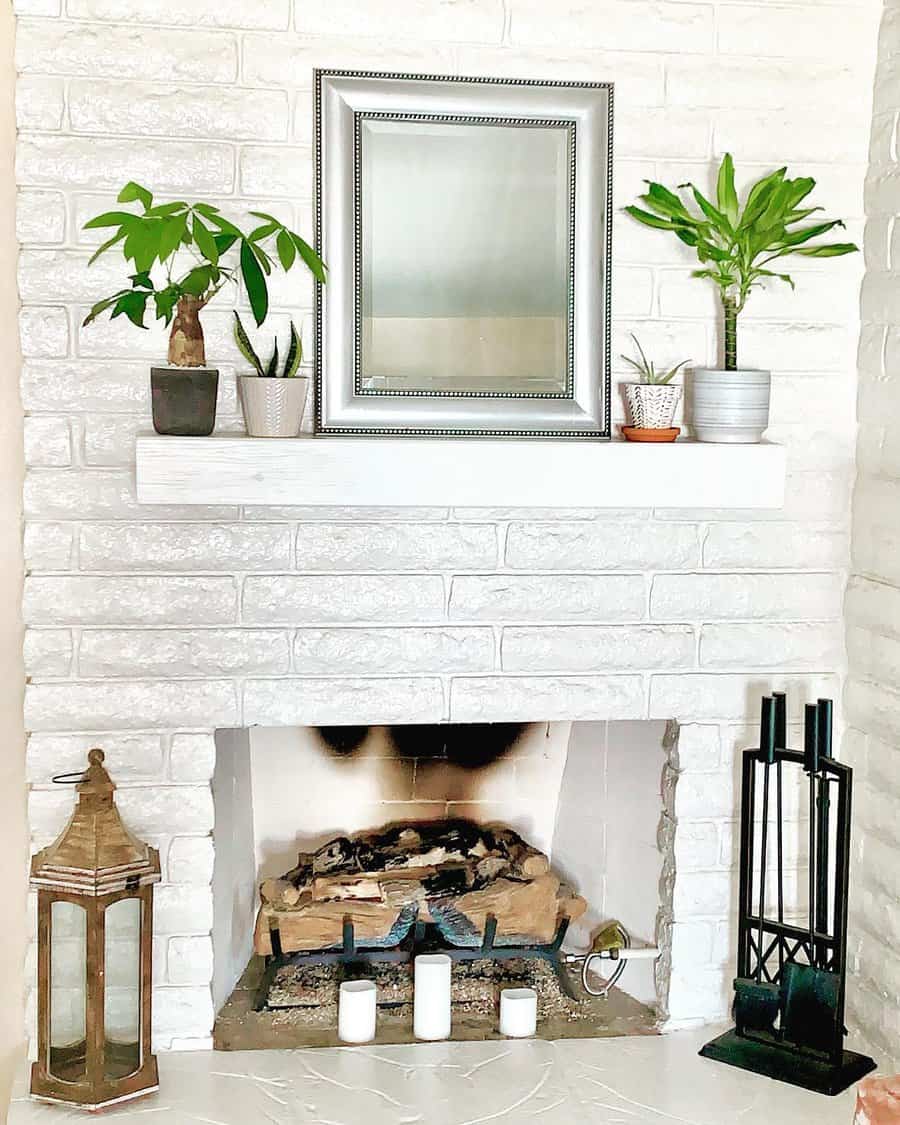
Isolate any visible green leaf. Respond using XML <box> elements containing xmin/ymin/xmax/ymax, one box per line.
<box><xmin>682</xmin><ymin>183</ymin><xmax>732</xmax><ymax>238</ymax></box>
<box><xmin>130</xmin><ymin>271</ymin><xmax>153</xmax><ymax>289</ymax></box>
<box><xmin>248</xmin><ymin>222</ymin><xmax>280</xmax><ymax>242</ymax></box>
<box><xmin>117</xmin><ymin>181</ymin><xmax>153</xmax><ymax>211</ymax></box>
<box><xmin>122</xmin><ymin>222</ymin><xmax>160</xmax><ymax>274</ymax></box>
<box><xmin>154</xmin><ymin>286</ymin><xmax>180</xmax><ymax>325</ymax></box>
<box><xmin>716</xmin><ymin>153</ymin><xmax>739</xmax><ymax>226</ymax></box>
<box><xmin>213</xmin><ymin>232</ymin><xmax>238</xmax><ymax>255</ymax></box>
<box><xmin>232</xmin><ymin>310</ymin><xmax>265</xmax><ymax>376</ymax></box>
<box><xmin>248</xmin><ymin>210</ymin><xmax>281</xmax><ymax>225</ymax></box>
<box><xmin>202</xmin><ymin>211</ymin><xmax>243</xmax><ymax>238</ymax></box>
<box><xmin>192</xmin><ymin>202</ymin><xmax>221</xmax><ymax>218</ymax></box>
<box><xmin>739</xmin><ymin>167</ymin><xmax>786</xmax><ymax>228</ymax></box>
<box><xmin>192</xmin><ymin>215</ymin><xmax>219</xmax><ymax>265</ymax></box>
<box><xmin>283</xmin><ymin>321</ymin><xmax>302</xmax><ymax>377</ymax></box>
<box><xmin>83</xmin><ymin>211</ymin><xmax>138</xmax><ymax>230</ymax></box>
<box><xmin>290</xmin><ymin>233</ymin><xmax>327</xmax><ymax>284</ymax></box>
<box><xmin>753</xmin><ymin>268</ymin><xmax>795</xmax><ymax>289</ymax></box>
<box><xmin>776</xmin><ymin>219</ymin><xmax>845</xmax><ymax>248</ymax></box>
<box><xmin>145</xmin><ymin>201</ymin><xmax>188</xmax><ymax>217</ymax></box>
<box><xmin>264</xmin><ymin>337</ymin><xmax>279</xmax><ymax>378</ymax></box>
<box><xmin>82</xmin><ymin>292</ymin><xmax>124</xmax><ymax>327</ymax></box>
<box><xmin>240</xmin><ymin>238</ymin><xmax>268</xmax><ymax>326</ymax></box>
<box><xmin>87</xmin><ymin>227</ymin><xmax>127</xmax><ymax>265</ymax></box>
<box><xmin>158</xmin><ymin>212</ymin><xmax>188</xmax><ymax>263</ymax></box>
<box><xmin>276</xmin><ymin>229</ymin><xmax>296</xmax><ymax>271</ymax></box>
<box><xmin>624</xmin><ymin>205</ymin><xmax>678</xmax><ymax>231</ymax></box>
<box><xmin>250</xmin><ymin>241</ymin><xmax>272</xmax><ymax>276</ymax></box>
<box><xmin>180</xmin><ymin>265</ymin><xmax>214</xmax><ymax>297</ymax></box>
<box><xmin>110</xmin><ymin>289</ymin><xmax>149</xmax><ymax>328</ymax></box>
<box><xmin>793</xmin><ymin>242</ymin><xmax>859</xmax><ymax>257</ymax></box>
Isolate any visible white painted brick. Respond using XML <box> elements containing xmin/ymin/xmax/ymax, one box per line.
<box><xmin>155</xmin><ymin>884</ymin><xmax>214</xmax><ymax>935</ymax></box>
<box><xmin>23</xmin><ymin>523</ymin><xmax>73</xmax><ymax>570</ymax></box>
<box><xmin>23</xmin><ymin>629</ymin><xmax>72</xmax><ymax>677</ymax></box>
<box><xmin>675</xmin><ymin>725</ymin><xmax>721</xmax><ymax>772</ymax></box>
<box><xmin>17</xmin><ymin>136</ymin><xmax>234</xmax><ymax>193</ymax></box>
<box><xmin>23</xmin><ymin>417</ymin><xmax>70</xmax><ymax>467</ymax></box>
<box><xmin>846</xmin><ymin>678</ymin><xmax>900</xmax><ymax>746</ymax></box>
<box><xmin>669</xmin><ymin>921</ymin><xmax>714</xmax><ymax>969</ymax></box>
<box><xmin>449</xmin><ymin>675</ymin><xmax>645</xmax><ymax>722</ymax></box>
<box><xmin>82</xmin><ymin>415</ymin><xmax>147</xmax><ymax>466</ymax></box>
<box><xmin>845</xmin><ymin>576</ymin><xmax>900</xmax><ymax>639</ymax></box>
<box><xmin>19</xmin><ymin>307</ymin><xmax>67</xmax><ymax>358</ymax></box>
<box><xmin>449</xmin><ymin>575</ymin><xmax>644</xmax><ymax>622</ymax></box>
<box><xmin>667</xmin><ymin>57</ymin><xmax>857</xmax><ymax>110</ymax></box>
<box><xmin>699</xmin><ymin>622</ymin><xmax>842</xmax><ymax>670</ymax></box>
<box><xmin>675</xmin><ymin>771</ymin><xmax>736</xmax><ymax>821</ymax></box>
<box><xmin>24</xmin><ymin>468</ymin><xmax>236</xmax><ymax>522</ymax></box>
<box><xmin>16</xmin><ymin>77</ymin><xmax>65</xmax><ymax>130</ymax></box>
<box><xmin>674</xmin><ymin>822</ymin><xmax>721</xmax><ymax>870</ymax></box>
<box><xmin>69</xmin><ymin>81</ymin><xmax>289</xmax><ymax>142</ymax></box>
<box><xmin>167</xmin><ymin>836</ymin><xmax>214</xmax><ymax>884</ymax></box>
<box><xmin>505</xmin><ymin>522</ymin><xmax>699</xmax><ymax>570</ymax></box>
<box><xmin>27</xmin><ymin>733</ymin><xmax>164</xmax><ymax>783</ymax></box>
<box><xmin>19</xmin><ymin>249</ymin><xmax>134</xmax><ymax>304</ymax></box>
<box><xmin>239</xmin><ymin>145</ymin><xmax>311</xmax><ymax>198</ymax></box>
<box><xmin>616</xmin><ymin>106</ymin><xmax>711</xmax><ymax>160</ymax></box>
<box><xmin>169</xmin><ymin>734</ymin><xmax>216</xmax><ymax>783</ymax></box>
<box><xmin>243</xmin><ymin>676</ymin><xmax>444</xmax><ymax>726</ymax></box>
<box><xmin>243</xmin><ymin>574</ymin><xmax>445</xmax><ymax>624</ymax></box>
<box><xmin>847</xmin><ymin>626</ymin><xmax>900</xmax><ymax>687</ymax></box>
<box><xmin>718</xmin><ymin>4</ymin><xmax>871</xmax><ymax>60</ymax></box>
<box><xmin>25</xmin><ymin>680</ymin><xmax>238</xmax><ymax>731</ymax></box>
<box><xmin>243</xmin><ymin>34</ymin><xmax>458</xmax><ymax>87</ymax></box>
<box><xmin>650</xmin><ymin>573</ymin><xmax>843</xmax><ymax>621</ymax></box>
<box><xmin>79</xmin><ymin>523</ymin><xmax>290</xmax><ymax>571</ymax></box>
<box><xmin>293</xmin><ymin>627</ymin><xmax>494</xmax><ymax>674</ymax></box>
<box><xmin>79</xmin><ymin>629</ymin><xmax>290</xmax><ymax>677</ymax></box>
<box><xmin>295</xmin><ymin>523</ymin><xmax>498</xmax><ymax>572</ymax></box>
<box><xmin>115</xmin><ymin>787</ymin><xmax>213</xmax><ymax>836</ymax></box>
<box><xmin>667</xmin><ymin>969</ymin><xmax>730</xmax><ymax>1023</ymax></box>
<box><xmin>17</xmin><ymin>21</ymin><xmax>239</xmax><ymax>82</ymax></box>
<box><xmin>152</xmin><ymin>986</ymin><xmax>214</xmax><ymax>1045</ymax></box>
<box><xmin>650</xmin><ymin>673</ymin><xmax>838</xmax><ymax>722</ymax></box>
<box><xmin>16</xmin><ymin>190</ymin><xmax>65</xmax><ymax>244</ymax></box>
<box><xmin>673</xmin><ymin>871</ymin><xmax>734</xmax><ymax>919</ymax></box>
<box><xmin>14</xmin><ymin>0</ymin><xmax>60</xmax><ymax>14</ymax></box>
<box><xmin>24</xmin><ymin>575</ymin><xmax>238</xmax><ymax>626</ymax></box>
<box><xmin>508</xmin><ymin>0</ymin><xmax>712</xmax><ymax>53</ymax></box>
<box><xmin>501</xmin><ymin>625</ymin><xmax>694</xmax><ymax>672</ymax></box>
<box><xmin>167</xmin><ymin>936</ymin><xmax>214</xmax><ymax>986</ymax></box>
<box><xmin>295</xmin><ymin>0</ymin><xmax>503</xmax><ymax>42</ymax></box>
<box><xmin>702</xmin><ymin>522</ymin><xmax>849</xmax><ymax>570</ymax></box>
<box><xmin>69</xmin><ymin>0</ymin><xmax>288</xmax><ymax>27</ymax></box>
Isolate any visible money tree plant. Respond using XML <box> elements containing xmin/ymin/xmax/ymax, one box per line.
<box><xmin>82</xmin><ymin>181</ymin><xmax>325</xmax><ymax>367</ymax></box>
<box><xmin>625</xmin><ymin>154</ymin><xmax>857</xmax><ymax>371</ymax></box>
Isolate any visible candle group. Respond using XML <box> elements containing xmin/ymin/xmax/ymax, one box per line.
<box><xmin>337</xmin><ymin>958</ymin><xmax>539</xmax><ymax>1044</ymax></box>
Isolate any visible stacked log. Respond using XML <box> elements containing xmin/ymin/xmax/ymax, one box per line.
<box><xmin>254</xmin><ymin>820</ymin><xmax>586</xmax><ymax>955</ymax></box>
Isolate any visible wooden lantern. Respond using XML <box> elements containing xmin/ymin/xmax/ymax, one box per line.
<box><xmin>30</xmin><ymin>749</ymin><xmax>160</xmax><ymax>1110</ymax></box>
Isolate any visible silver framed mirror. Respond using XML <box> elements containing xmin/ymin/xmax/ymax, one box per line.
<box><xmin>314</xmin><ymin>70</ymin><xmax>613</xmax><ymax>439</ymax></box>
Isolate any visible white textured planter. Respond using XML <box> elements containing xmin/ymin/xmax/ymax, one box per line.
<box><xmin>239</xmin><ymin>375</ymin><xmax>309</xmax><ymax>438</ymax></box>
<box><xmin>624</xmin><ymin>383</ymin><xmax>681</xmax><ymax>429</ymax></box>
<box><xmin>691</xmin><ymin>368</ymin><xmax>771</xmax><ymax>444</ymax></box>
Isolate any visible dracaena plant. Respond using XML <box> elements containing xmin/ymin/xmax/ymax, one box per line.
<box><xmin>233</xmin><ymin>311</ymin><xmax>303</xmax><ymax>378</ymax></box>
<box><xmin>81</xmin><ymin>181</ymin><xmax>326</xmax><ymax>368</ymax></box>
<box><xmin>625</xmin><ymin>154</ymin><xmax>858</xmax><ymax>371</ymax></box>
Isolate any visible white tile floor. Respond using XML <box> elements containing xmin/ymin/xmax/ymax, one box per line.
<box><xmin>9</xmin><ymin>1028</ymin><xmax>864</xmax><ymax>1124</ymax></box>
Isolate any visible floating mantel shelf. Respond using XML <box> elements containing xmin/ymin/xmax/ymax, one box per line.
<box><xmin>136</xmin><ymin>435</ymin><xmax>786</xmax><ymax>509</ymax></box>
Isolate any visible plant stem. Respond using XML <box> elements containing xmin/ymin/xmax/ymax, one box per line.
<box><xmin>168</xmin><ymin>295</ymin><xmax>207</xmax><ymax>367</ymax></box>
<box><xmin>722</xmin><ymin>294</ymin><xmax>738</xmax><ymax>371</ymax></box>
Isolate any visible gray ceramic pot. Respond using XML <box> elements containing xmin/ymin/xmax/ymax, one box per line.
<box><xmin>690</xmin><ymin>368</ymin><xmax>771</xmax><ymax>444</ymax></box>
<box><xmin>150</xmin><ymin>366</ymin><xmax>218</xmax><ymax>436</ymax></box>
<box><xmin>239</xmin><ymin>375</ymin><xmax>309</xmax><ymax>438</ymax></box>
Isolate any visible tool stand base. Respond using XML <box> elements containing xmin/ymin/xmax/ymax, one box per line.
<box><xmin>700</xmin><ymin>1028</ymin><xmax>876</xmax><ymax>1096</ymax></box>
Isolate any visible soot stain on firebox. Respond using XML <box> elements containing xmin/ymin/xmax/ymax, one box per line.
<box><xmin>313</xmin><ymin>723</ymin><xmax>528</xmax><ymax>768</ymax></box>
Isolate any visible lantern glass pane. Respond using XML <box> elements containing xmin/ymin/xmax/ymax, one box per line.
<box><xmin>49</xmin><ymin>900</ymin><xmax>87</xmax><ymax>1083</ymax></box>
<box><xmin>103</xmin><ymin>897</ymin><xmax>142</xmax><ymax>1079</ymax></box>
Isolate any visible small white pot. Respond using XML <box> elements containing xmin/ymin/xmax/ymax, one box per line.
<box><xmin>625</xmin><ymin>383</ymin><xmax>681</xmax><ymax>429</ymax></box>
<box><xmin>239</xmin><ymin>374</ymin><xmax>309</xmax><ymax>438</ymax></box>
<box><xmin>691</xmin><ymin>368</ymin><xmax>771</xmax><ymax>444</ymax></box>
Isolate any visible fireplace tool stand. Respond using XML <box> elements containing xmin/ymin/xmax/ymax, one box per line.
<box><xmin>700</xmin><ymin>693</ymin><xmax>876</xmax><ymax>1096</ymax></box>
<box><xmin>254</xmin><ymin>911</ymin><xmax>577</xmax><ymax>1012</ymax></box>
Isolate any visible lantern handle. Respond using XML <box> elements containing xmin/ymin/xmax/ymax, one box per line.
<box><xmin>51</xmin><ymin>771</ymin><xmax>89</xmax><ymax>785</ymax></box>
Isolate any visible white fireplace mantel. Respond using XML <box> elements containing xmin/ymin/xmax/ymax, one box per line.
<box><xmin>136</xmin><ymin>435</ymin><xmax>785</xmax><ymax>508</ymax></box>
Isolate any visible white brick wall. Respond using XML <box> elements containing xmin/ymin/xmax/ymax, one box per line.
<box><xmin>845</xmin><ymin>0</ymin><xmax>900</xmax><ymax>1073</ymax></box>
<box><xmin>15</xmin><ymin>0</ymin><xmax>881</xmax><ymax>1047</ymax></box>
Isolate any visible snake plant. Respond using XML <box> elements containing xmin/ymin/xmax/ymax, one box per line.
<box><xmin>233</xmin><ymin>311</ymin><xmax>303</xmax><ymax>377</ymax></box>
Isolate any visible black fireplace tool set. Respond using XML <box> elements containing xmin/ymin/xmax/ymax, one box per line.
<box><xmin>700</xmin><ymin>693</ymin><xmax>876</xmax><ymax>1095</ymax></box>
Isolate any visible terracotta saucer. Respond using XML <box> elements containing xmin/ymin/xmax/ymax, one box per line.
<box><xmin>622</xmin><ymin>426</ymin><xmax>681</xmax><ymax>443</ymax></box>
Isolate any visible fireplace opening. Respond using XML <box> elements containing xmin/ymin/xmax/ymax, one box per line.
<box><xmin>210</xmin><ymin>720</ymin><xmax>677</xmax><ymax>1048</ymax></box>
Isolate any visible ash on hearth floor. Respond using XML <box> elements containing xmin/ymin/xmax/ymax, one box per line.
<box><xmin>214</xmin><ymin>956</ymin><xmax>657</xmax><ymax>1050</ymax></box>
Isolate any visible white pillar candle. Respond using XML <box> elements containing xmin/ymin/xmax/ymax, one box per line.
<box><xmin>499</xmin><ymin>987</ymin><xmax>537</xmax><ymax>1038</ymax></box>
<box><xmin>338</xmin><ymin>980</ymin><xmax>377</xmax><ymax>1044</ymax></box>
<box><xmin>413</xmin><ymin>954</ymin><xmax>452</xmax><ymax>1041</ymax></box>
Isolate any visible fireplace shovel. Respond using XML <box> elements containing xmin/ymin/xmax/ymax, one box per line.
<box><xmin>732</xmin><ymin>696</ymin><xmax>780</xmax><ymax>1034</ymax></box>
<box><xmin>780</xmin><ymin>702</ymin><xmax>841</xmax><ymax>1054</ymax></box>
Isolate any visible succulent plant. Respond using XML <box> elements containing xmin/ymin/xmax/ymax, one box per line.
<box><xmin>621</xmin><ymin>334</ymin><xmax>689</xmax><ymax>385</ymax></box>
<box><xmin>233</xmin><ymin>311</ymin><xmax>303</xmax><ymax>378</ymax></box>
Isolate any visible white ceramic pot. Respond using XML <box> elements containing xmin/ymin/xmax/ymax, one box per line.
<box><xmin>239</xmin><ymin>375</ymin><xmax>309</xmax><ymax>438</ymax></box>
<box><xmin>624</xmin><ymin>383</ymin><xmax>681</xmax><ymax>429</ymax></box>
<box><xmin>690</xmin><ymin>368</ymin><xmax>771</xmax><ymax>444</ymax></box>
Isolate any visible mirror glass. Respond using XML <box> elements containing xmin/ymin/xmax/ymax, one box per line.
<box><xmin>359</xmin><ymin>118</ymin><xmax>572</xmax><ymax>396</ymax></box>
